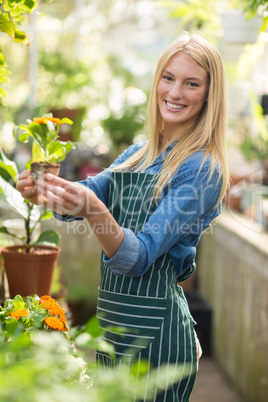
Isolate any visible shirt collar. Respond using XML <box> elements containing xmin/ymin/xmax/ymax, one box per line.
<box><xmin>163</xmin><ymin>140</ymin><xmax>179</xmax><ymax>155</ymax></box>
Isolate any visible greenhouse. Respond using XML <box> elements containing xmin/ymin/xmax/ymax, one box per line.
<box><xmin>0</xmin><ymin>1</ymin><xmax>267</xmax><ymax>401</ymax></box>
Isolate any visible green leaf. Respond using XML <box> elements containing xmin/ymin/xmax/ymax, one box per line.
<box><xmin>12</xmin><ymin>295</ymin><xmax>26</xmax><ymax>310</ymax></box>
<box><xmin>47</xmin><ymin>141</ymin><xmax>74</xmax><ymax>162</ymax></box>
<box><xmin>60</xmin><ymin>117</ymin><xmax>73</xmax><ymax>125</ymax></box>
<box><xmin>5</xmin><ymin>317</ymin><xmax>21</xmax><ymax>336</ymax></box>
<box><xmin>19</xmin><ymin>123</ymin><xmax>47</xmax><ymax>150</ymax></box>
<box><xmin>0</xmin><ymin>52</ymin><xmax>6</xmax><ymax>66</ymax></box>
<box><xmin>0</xmin><ymin>163</ymin><xmax>17</xmax><ymax>185</ymax></box>
<box><xmin>64</xmin><ymin>141</ymin><xmax>75</xmax><ymax>153</ymax></box>
<box><xmin>0</xmin><ymin>176</ymin><xmax>40</xmax><ymax>221</ymax></box>
<box><xmin>46</xmin><ymin>141</ymin><xmax>66</xmax><ymax>161</ymax></box>
<box><xmin>25</xmin><ymin>160</ymin><xmax>31</xmax><ymax>170</ymax></box>
<box><xmin>0</xmin><ymin>226</ymin><xmax>24</xmax><ymax>241</ymax></box>
<box><xmin>0</xmin><ymin>72</ymin><xmax>9</xmax><ymax>84</ymax></box>
<box><xmin>31</xmin><ymin>312</ymin><xmax>46</xmax><ymax>328</ymax></box>
<box><xmin>32</xmin><ymin>142</ymin><xmax>45</xmax><ymax>162</ymax></box>
<box><xmin>84</xmin><ymin>316</ymin><xmax>103</xmax><ymax>338</ymax></box>
<box><xmin>14</xmin><ymin>29</ymin><xmax>27</xmax><ymax>44</ymax></box>
<box><xmin>0</xmin><ymin>14</ymin><xmax>15</xmax><ymax>38</ymax></box>
<box><xmin>40</xmin><ymin>209</ymin><xmax>54</xmax><ymax>221</ymax></box>
<box><xmin>18</xmin><ymin>132</ymin><xmax>30</xmax><ymax>142</ymax></box>
<box><xmin>34</xmin><ymin>230</ymin><xmax>60</xmax><ymax>246</ymax></box>
<box><xmin>130</xmin><ymin>359</ymin><xmax>149</xmax><ymax>376</ymax></box>
<box><xmin>0</xmin><ymin>226</ymin><xmax>13</xmax><ymax>235</ymax></box>
<box><xmin>0</xmin><ymin>149</ymin><xmax>19</xmax><ymax>183</ymax></box>
<box><xmin>0</xmin><ymin>87</ymin><xmax>7</xmax><ymax>98</ymax></box>
<box><xmin>23</xmin><ymin>0</ymin><xmax>37</xmax><ymax>10</ymax></box>
<box><xmin>260</xmin><ymin>15</ymin><xmax>268</xmax><ymax>32</ymax></box>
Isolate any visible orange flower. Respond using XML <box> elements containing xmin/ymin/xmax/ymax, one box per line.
<box><xmin>39</xmin><ymin>295</ymin><xmax>51</xmax><ymax>302</ymax></box>
<box><xmin>34</xmin><ymin>117</ymin><xmax>61</xmax><ymax>125</ymax></box>
<box><xmin>39</xmin><ymin>296</ymin><xmax>65</xmax><ymax>316</ymax></box>
<box><xmin>60</xmin><ymin>313</ymin><xmax>69</xmax><ymax>332</ymax></box>
<box><xmin>39</xmin><ymin>297</ymin><xmax>55</xmax><ymax>311</ymax></box>
<box><xmin>39</xmin><ymin>295</ymin><xmax>55</xmax><ymax>306</ymax></box>
<box><xmin>39</xmin><ymin>295</ymin><xmax>68</xmax><ymax>331</ymax></box>
<box><xmin>10</xmin><ymin>309</ymin><xmax>28</xmax><ymax>320</ymax></box>
<box><xmin>45</xmin><ymin>316</ymin><xmax>65</xmax><ymax>332</ymax></box>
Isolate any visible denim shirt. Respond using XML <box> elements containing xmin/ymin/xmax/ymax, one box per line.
<box><xmin>54</xmin><ymin>141</ymin><xmax>222</xmax><ymax>279</ymax></box>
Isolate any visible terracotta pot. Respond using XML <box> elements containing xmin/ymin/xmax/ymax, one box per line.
<box><xmin>1</xmin><ymin>245</ymin><xmax>61</xmax><ymax>298</ymax></box>
<box><xmin>31</xmin><ymin>162</ymin><xmax>60</xmax><ymax>183</ymax></box>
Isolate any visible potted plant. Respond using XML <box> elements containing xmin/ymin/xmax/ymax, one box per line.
<box><xmin>220</xmin><ymin>9</ymin><xmax>262</xmax><ymax>44</ymax></box>
<box><xmin>239</xmin><ymin>93</ymin><xmax>268</xmax><ymax>179</ymax></box>
<box><xmin>233</xmin><ymin>93</ymin><xmax>268</xmax><ymax>226</ymax></box>
<box><xmin>0</xmin><ymin>149</ymin><xmax>61</xmax><ymax>298</ymax></box>
<box><xmin>15</xmin><ymin>113</ymin><xmax>74</xmax><ymax>181</ymax></box>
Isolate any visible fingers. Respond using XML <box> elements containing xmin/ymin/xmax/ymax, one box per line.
<box><xmin>19</xmin><ymin>186</ymin><xmax>38</xmax><ymax>200</ymax></box>
<box><xmin>43</xmin><ymin>173</ymin><xmax>86</xmax><ymax>205</ymax></box>
<box><xmin>43</xmin><ymin>173</ymin><xmax>75</xmax><ymax>190</ymax></box>
<box><xmin>17</xmin><ymin>170</ymin><xmax>47</xmax><ymax>205</ymax></box>
<box><xmin>40</xmin><ymin>178</ymin><xmax>83</xmax><ymax>200</ymax></box>
<box><xmin>17</xmin><ymin>170</ymin><xmax>34</xmax><ymax>192</ymax></box>
<box><xmin>37</xmin><ymin>180</ymin><xmax>84</xmax><ymax>216</ymax></box>
<box><xmin>18</xmin><ymin>169</ymin><xmax>31</xmax><ymax>180</ymax></box>
<box><xmin>36</xmin><ymin>183</ymin><xmax>61</xmax><ymax>211</ymax></box>
<box><xmin>16</xmin><ymin>177</ymin><xmax>34</xmax><ymax>192</ymax></box>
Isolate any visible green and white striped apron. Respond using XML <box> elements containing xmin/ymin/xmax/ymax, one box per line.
<box><xmin>96</xmin><ymin>172</ymin><xmax>197</xmax><ymax>401</ymax></box>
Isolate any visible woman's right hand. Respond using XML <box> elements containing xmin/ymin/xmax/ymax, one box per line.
<box><xmin>16</xmin><ymin>170</ymin><xmax>47</xmax><ymax>205</ymax></box>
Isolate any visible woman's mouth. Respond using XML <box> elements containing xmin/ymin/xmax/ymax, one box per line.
<box><xmin>165</xmin><ymin>100</ymin><xmax>187</xmax><ymax>110</ymax></box>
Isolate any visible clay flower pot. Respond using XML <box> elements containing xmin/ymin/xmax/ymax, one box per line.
<box><xmin>1</xmin><ymin>245</ymin><xmax>61</xmax><ymax>298</ymax></box>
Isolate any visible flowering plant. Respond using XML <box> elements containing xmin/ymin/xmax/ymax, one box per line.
<box><xmin>0</xmin><ymin>294</ymin><xmax>69</xmax><ymax>340</ymax></box>
<box><xmin>0</xmin><ymin>150</ymin><xmax>60</xmax><ymax>252</ymax></box>
<box><xmin>15</xmin><ymin>113</ymin><xmax>74</xmax><ymax>165</ymax></box>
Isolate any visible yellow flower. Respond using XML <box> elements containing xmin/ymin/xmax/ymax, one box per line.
<box><xmin>45</xmin><ymin>316</ymin><xmax>65</xmax><ymax>331</ymax></box>
<box><xmin>10</xmin><ymin>309</ymin><xmax>28</xmax><ymax>320</ymax></box>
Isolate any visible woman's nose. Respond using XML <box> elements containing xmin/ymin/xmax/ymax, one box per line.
<box><xmin>169</xmin><ymin>82</ymin><xmax>183</xmax><ymax>99</ymax></box>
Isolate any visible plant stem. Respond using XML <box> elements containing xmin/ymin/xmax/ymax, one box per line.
<box><xmin>25</xmin><ymin>203</ymin><xmax>34</xmax><ymax>253</ymax></box>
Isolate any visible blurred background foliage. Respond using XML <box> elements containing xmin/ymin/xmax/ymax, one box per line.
<box><xmin>0</xmin><ymin>0</ymin><xmax>267</xmax><ymax>157</ymax></box>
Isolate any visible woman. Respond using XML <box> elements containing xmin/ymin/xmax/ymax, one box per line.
<box><xmin>17</xmin><ymin>33</ymin><xmax>228</xmax><ymax>401</ymax></box>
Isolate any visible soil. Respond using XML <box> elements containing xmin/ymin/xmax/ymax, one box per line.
<box><xmin>4</xmin><ymin>246</ymin><xmax>59</xmax><ymax>255</ymax></box>
<box><xmin>31</xmin><ymin>162</ymin><xmax>60</xmax><ymax>182</ymax></box>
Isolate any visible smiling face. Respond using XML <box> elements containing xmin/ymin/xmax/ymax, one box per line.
<box><xmin>157</xmin><ymin>51</ymin><xmax>209</xmax><ymax>143</ymax></box>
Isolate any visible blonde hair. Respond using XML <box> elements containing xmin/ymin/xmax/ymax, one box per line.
<box><xmin>113</xmin><ymin>33</ymin><xmax>229</xmax><ymax>205</ymax></box>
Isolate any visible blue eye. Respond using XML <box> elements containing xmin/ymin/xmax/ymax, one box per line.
<box><xmin>187</xmin><ymin>82</ymin><xmax>198</xmax><ymax>87</ymax></box>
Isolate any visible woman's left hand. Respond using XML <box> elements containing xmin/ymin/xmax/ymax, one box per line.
<box><xmin>36</xmin><ymin>173</ymin><xmax>105</xmax><ymax>218</ymax></box>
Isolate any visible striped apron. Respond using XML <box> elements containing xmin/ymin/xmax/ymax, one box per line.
<box><xmin>96</xmin><ymin>172</ymin><xmax>197</xmax><ymax>401</ymax></box>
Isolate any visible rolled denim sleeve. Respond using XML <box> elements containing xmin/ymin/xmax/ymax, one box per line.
<box><xmin>103</xmin><ymin>165</ymin><xmax>222</xmax><ymax>277</ymax></box>
<box><xmin>102</xmin><ymin>228</ymin><xmax>140</xmax><ymax>275</ymax></box>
